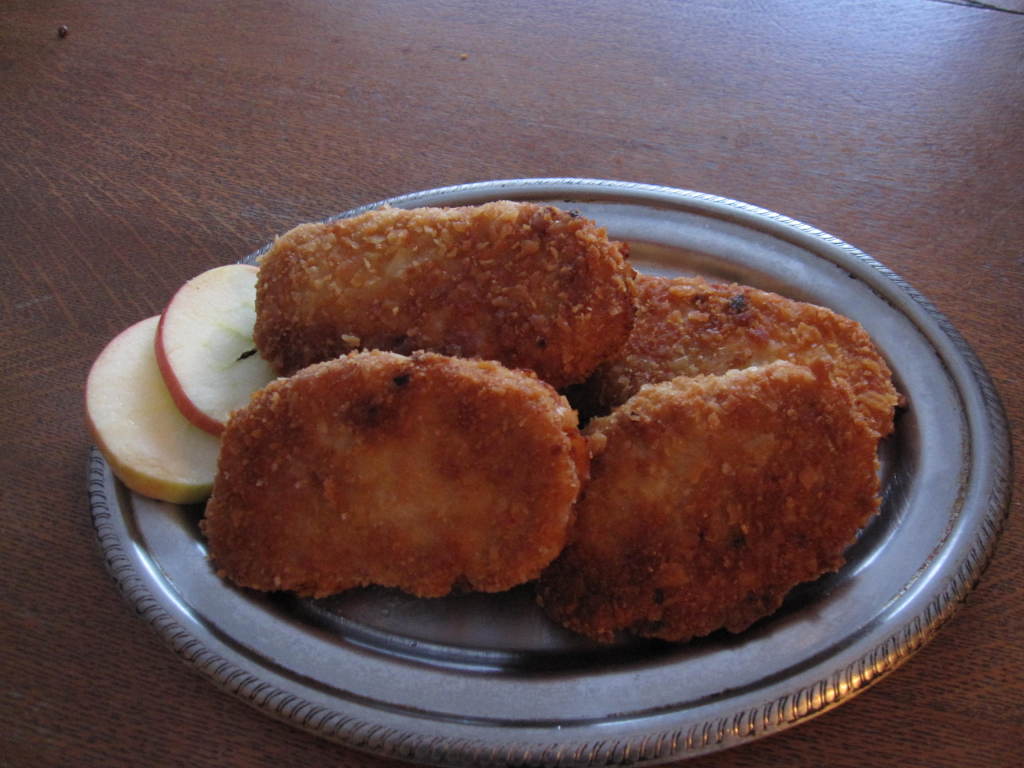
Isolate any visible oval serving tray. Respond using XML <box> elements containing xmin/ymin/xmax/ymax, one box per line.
<box><xmin>89</xmin><ymin>179</ymin><xmax>1012</xmax><ymax>765</ymax></box>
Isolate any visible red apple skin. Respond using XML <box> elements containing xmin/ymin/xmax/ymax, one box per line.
<box><xmin>86</xmin><ymin>316</ymin><xmax>219</xmax><ymax>504</ymax></box>
<box><xmin>155</xmin><ymin>264</ymin><xmax>273</xmax><ymax>436</ymax></box>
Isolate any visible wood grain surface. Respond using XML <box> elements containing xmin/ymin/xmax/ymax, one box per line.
<box><xmin>2</xmin><ymin>1</ymin><xmax>1021</xmax><ymax>766</ymax></box>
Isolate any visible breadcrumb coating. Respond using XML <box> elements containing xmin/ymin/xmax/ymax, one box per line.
<box><xmin>579</xmin><ymin>275</ymin><xmax>900</xmax><ymax>437</ymax></box>
<box><xmin>202</xmin><ymin>351</ymin><xmax>588</xmax><ymax>598</ymax></box>
<box><xmin>537</xmin><ymin>360</ymin><xmax>882</xmax><ymax>643</ymax></box>
<box><xmin>253</xmin><ymin>202</ymin><xmax>637</xmax><ymax>389</ymax></box>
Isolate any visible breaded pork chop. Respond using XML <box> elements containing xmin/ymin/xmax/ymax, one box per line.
<box><xmin>253</xmin><ymin>202</ymin><xmax>636</xmax><ymax>389</ymax></box>
<box><xmin>580</xmin><ymin>275</ymin><xmax>900</xmax><ymax>437</ymax></box>
<box><xmin>537</xmin><ymin>360</ymin><xmax>882</xmax><ymax>643</ymax></box>
<box><xmin>202</xmin><ymin>351</ymin><xmax>588</xmax><ymax>599</ymax></box>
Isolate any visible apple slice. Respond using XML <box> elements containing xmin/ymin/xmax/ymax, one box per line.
<box><xmin>86</xmin><ymin>316</ymin><xmax>220</xmax><ymax>504</ymax></box>
<box><xmin>156</xmin><ymin>264</ymin><xmax>275</xmax><ymax>435</ymax></box>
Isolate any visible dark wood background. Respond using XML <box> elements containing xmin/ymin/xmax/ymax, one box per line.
<box><xmin>2</xmin><ymin>1</ymin><xmax>1021</xmax><ymax>766</ymax></box>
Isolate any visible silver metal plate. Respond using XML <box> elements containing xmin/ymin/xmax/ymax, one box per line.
<box><xmin>89</xmin><ymin>179</ymin><xmax>1012</xmax><ymax>765</ymax></box>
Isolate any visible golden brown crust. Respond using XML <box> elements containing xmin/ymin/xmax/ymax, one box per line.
<box><xmin>253</xmin><ymin>202</ymin><xmax>637</xmax><ymax>389</ymax></box>
<box><xmin>580</xmin><ymin>275</ymin><xmax>900</xmax><ymax>437</ymax></box>
<box><xmin>536</xmin><ymin>360</ymin><xmax>882</xmax><ymax>643</ymax></box>
<box><xmin>202</xmin><ymin>351</ymin><xmax>588</xmax><ymax>598</ymax></box>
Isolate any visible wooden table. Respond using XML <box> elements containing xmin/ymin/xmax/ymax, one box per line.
<box><xmin>3</xmin><ymin>1</ymin><xmax>1021</xmax><ymax>766</ymax></box>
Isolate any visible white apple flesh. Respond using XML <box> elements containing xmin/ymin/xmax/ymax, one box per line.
<box><xmin>86</xmin><ymin>316</ymin><xmax>220</xmax><ymax>504</ymax></box>
<box><xmin>156</xmin><ymin>264</ymin><xmax>275</xmax><ymax>436</ymax></box>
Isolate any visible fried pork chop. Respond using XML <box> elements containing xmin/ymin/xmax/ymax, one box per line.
<box><xmin>253</xmin><ymin>202</ymin><xmax>636</xmax><ymax>389</ymax></box>
<box><xmin>203</xmin><ymin>351</ymin><xmax>588</xmax><ymax>598</ymax></box>
<box><xmin>579</xmin><ymin>274</ymin><xmax>900</xmax><ymax>437</ymax></box>
<box><xmin>537</xmin><ymin>360</ymin><xmax>882</xmax><ymax>643</ymax></box>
